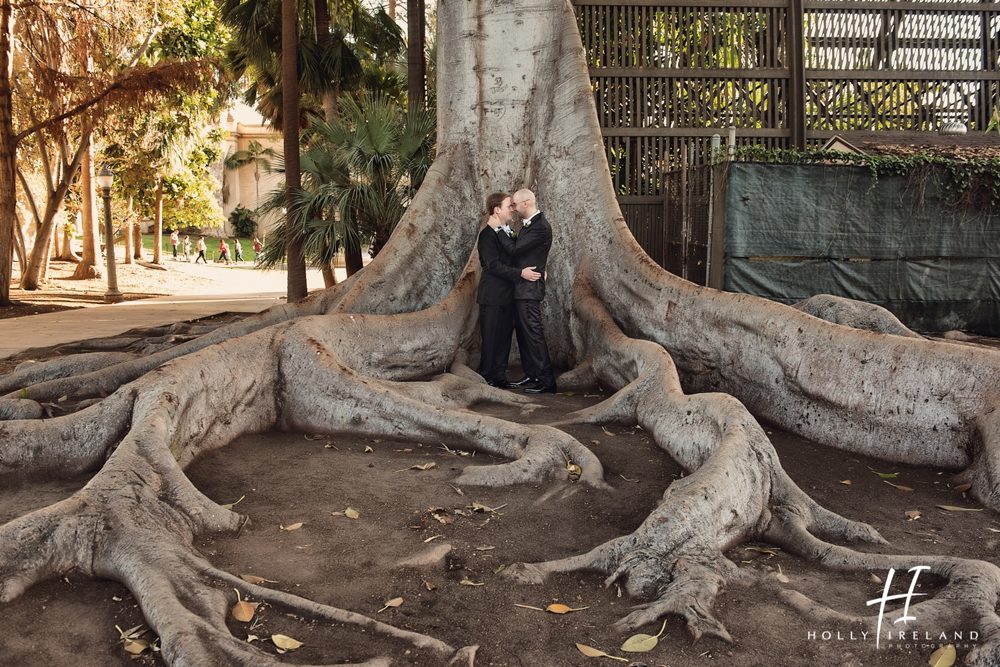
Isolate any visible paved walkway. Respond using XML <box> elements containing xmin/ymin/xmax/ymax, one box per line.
<box><xmin>0</xmin><ymin>292</ymin><xmax>288</xmax><ymax>360</ymax></box>
<box><xmin>1</xmin><ymin>260</ymin><xmax>347</xmax><ymax>360</ymax></box>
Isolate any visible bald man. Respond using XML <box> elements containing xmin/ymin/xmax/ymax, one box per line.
<box><xmin>497</xmin><ymin>189</ymin><xmax>556</xmax><ymax>394</ymax></box>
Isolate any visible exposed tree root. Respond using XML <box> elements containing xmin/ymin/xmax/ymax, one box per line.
<box><xmin>5</xmin><ymin>0</ymin><xmax>1000</xmax><ymax>662</ymax></box>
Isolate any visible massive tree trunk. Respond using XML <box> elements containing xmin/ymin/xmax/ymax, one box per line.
<box><xmin>4</xmin><ymin>0</ymin><xmax>1000</xmax><ymax>665</ymax></box>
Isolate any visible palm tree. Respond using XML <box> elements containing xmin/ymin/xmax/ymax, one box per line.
<box><xmin>256</xmin><ymin>93</ymin><xmax>434</xmax><ymax>279</ymax></box>
<box><xmin>223</xmin><ymin>139</ymin><xmax>277</xmax><ymax>206</ymax></box>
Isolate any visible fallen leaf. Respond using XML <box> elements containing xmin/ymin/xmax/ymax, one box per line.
<box><xmin>378</xmin><ymin>596</ymin><xmax>404</xmax><ymax>612</ymax></box>
<box><xmin>621</xmin><ymin>620</ymin><xmax>668</xmax><ymax>653</ymax></box>
<box><xmin>231</xmin><ymin>600</ymin><xmax>259</xmax><ymax>622</ymax></box>
<box><xmin>364</xmin><ymin>445</ymin><xmax>374</xmax><ymax>453</ymax></box>
<box><xmin>744</xmin><ymin>546</ymin><xmax>779</xmax><ymax>557</ymax></box>
<box><xmin>247</xmin><ymin>634</ymin><xmax>259</xmax><ymax>643</ymax></box>
<box><xmin>410</xmin><ymin>462</ymin><xmax>437</xmax><ymax>471</ymax></box>
<box><xmin>621</xmin><ymin>633</ymin><xmax>659</xmax><ymax>652</ymax></box>
<box><xmin>345</xmin><ymin>507</ymin><xmax>360</xmax><ymax>520</ymax></box>
<box><xmin>601</xmin><ymin>426</ymin><xmax>615</xmax><ymax>436</ymax></box>
<box><xmin>905</xmin><ymin>510</ymin><xmax>922</xmax><ymax>521</ymax></box>
<box><xmin>221</xmin><ymin>495</ymin><xmax>245</xmax><ymax>510</ymax></box>
<box><xmin>470</xmin><ymin>502</ymin><xmax>506</xmax><ymax>513</ymax></box>
<box><xmin>449</xmin><ymin>484</ymin><xmax>465</xmax><ymax>496</ymax></box>
<box><xmin>546</xmin><ymin>603</ymin><xmax>589</xmax><ymax>614</ymax></box>
<box><xmin>280</xmin><ymin>522</ymin><xmax>303</xmax><ymax>531</ymax></box>
<box><xmin>575</xmin><ymin>643</ymin><xmax>628</xmax><ymax>661</ymax></box>
<box><xmin>869</xmin><ymin>573</ymin><xmax>883</xmax><ymax>584</ymax></box>
<box><xmin>567</xmin><ymin>463</ymin><xmax>583</xmax><ymax>480</ymax></box>
<box><xmin>938</xmin><ymin>505</ymin><xmax>983</xmax><ymax>512</ymax></box>
<box><xmin>514</xmin><ymin>603</ymin><xmax>544</xmax><ymax>611</ymax></box>
<box><xmin>869</xmin><ymin>468</ymin><xmax>899</xmax><ymax>479</ymax></box>
<box><xmin>929</xmin><ymin>644</ymin><xmax>956</xmax><ymax>667</ymax></box>
<box><xmin>123</xmin><ymin>639</ymin><xmax>150</xmax><ymax>655</ymax></box>
<box><xmin>460</xmin><ymin>577</ymin><xmax>485</xmax><ymax>586</ymax></box>
<box><xmin>271</xmin><ymin>634</ymin><xmax>303</xmax><ymax>651</ymax></box>
<box><xmin>884</xmin><ymin>480</ymin><xmax>914</xmax><ymax>492</ymax></box>
<box><xmin>424</xmin><ymin>535</ymin><xmax>443</xmax><ymax>543</ymax></box>
<box><xmin>422</xmin><ymin>578</ymin><xmax>436</xmax><ymax>591</ymax></box>
<box><xmin>240</xmin><ymin>574</ymin><xmax>279</xmax><ymax>585</ymax></box>
<box><xmin>840</xmin><ymin>479</ymin><xmax>852</xmax><ymax>486</ymax></box>
<box><xmin>475</xmin><ymin>545</ymin><xmax>496</xmax><ymax>551</ymax></box>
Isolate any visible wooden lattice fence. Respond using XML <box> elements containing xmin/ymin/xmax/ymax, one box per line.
<box><xmin>573</xmin><ymin>0</ymin><xmax>1000</xmax><ymax>266</ymax></box>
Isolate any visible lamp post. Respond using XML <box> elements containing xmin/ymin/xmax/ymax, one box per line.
<box><xmin>95</xmin><ymin>166</ymin><xmax>123</xmax><ymax>304</ymax></box>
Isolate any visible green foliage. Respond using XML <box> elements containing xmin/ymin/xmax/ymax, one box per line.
<box><xmin>256</xmin><ymin>93</ymin><xmax>435</xmax><ymax>269</ymax></box>
<box><xmin>228</xmin><ymin>205</ymin><xmax>257</xmax><ymax>238</ymax></box>
<box><xmin>735</xmin><ymin>146</ymin><xmax>1000</xmax><ymax>208</ymax></box>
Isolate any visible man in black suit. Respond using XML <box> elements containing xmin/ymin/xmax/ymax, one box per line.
<box><xmin>477</xmin><ymin>192</ymin><xmax>541</xmax><ymax>387</ymax></box>
<box><xmin>498</xmin><ymin>189</ymin><xmax>557</xmax><ymax>394</ymax></box>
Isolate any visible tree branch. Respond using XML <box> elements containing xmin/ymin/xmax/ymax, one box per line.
<box><xmin>14</xmin><ymin>80</ymin><xmax>121</xmax><ymax>144</ymax></box>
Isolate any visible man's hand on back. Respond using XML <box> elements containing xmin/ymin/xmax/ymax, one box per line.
<box><xmin>521</xmin><ymin>266</ymin><xmax>542</xmax><ymax>282</ymax></box>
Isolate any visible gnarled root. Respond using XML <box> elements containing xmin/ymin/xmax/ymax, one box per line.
<box><xmin>793</xmin><ymin>294</ymin><xmax>922</xmax><ymax>338</ymax></box>
<box><xmin>766</xmin><ymin>512</ymin><xmax>1000</xmax><ymax>666</ymax></box>
<box><xmin>508</xmin><ymin>282</ymin><xmax>883</xmax><ymax>642</ymax></box>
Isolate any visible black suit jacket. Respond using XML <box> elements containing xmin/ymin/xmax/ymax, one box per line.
<box><xmin>498</xmin><ymin>211</ymin><xmax>552</xmax><ymax>301</ymax></box>
<box><xmin>477</xmin><ymin>226</ymin><xmax>521</xmax><ymax>306</ymax></box>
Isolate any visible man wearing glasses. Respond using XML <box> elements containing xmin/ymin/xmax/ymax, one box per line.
<box><xmin>498</xmin><ymin>189</ymin><xmax>556</xmax><ymax>394</ymax></box>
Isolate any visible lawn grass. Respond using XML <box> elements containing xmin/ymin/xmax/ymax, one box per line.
<box><xmin>141</xmin><ymin>234</ymin><xmax>258</xmax><ymax>263</ymax></box>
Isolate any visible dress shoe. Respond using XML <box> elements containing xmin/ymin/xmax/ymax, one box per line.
<box><xmin>523</xmin><ymin>383</ymin><xmax>557</xmax><ymax>394</ymax></box>
<box><xmin>510</xmin><ymin>376</ymin><xmax>536</xmax><ymax>387</ymax></box>
<box><xmin>487</xmin><ymin>379</ymin><xmax>510</xmax><ymax>389</ymax></box>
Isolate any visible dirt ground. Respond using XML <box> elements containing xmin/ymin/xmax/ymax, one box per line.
<box><xmin>1</xmin><ymin>353</ymin><xmax>997</xmax><ymax>667</ymax></box>
<box><xmin>2</xmin><ymin>266</ymin><xmax>997</xmax><ymax>666</ymax></box>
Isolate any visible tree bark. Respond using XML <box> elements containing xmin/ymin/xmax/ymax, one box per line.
<box><xmin>152</xmin><ymin>178</ymin><xmax>163</xmax><ymax>264</ymax></box>
<box><xmin>71</xmin><ymin>127</ymin><xmax>101</xmax><ymax>280</ymax></box>
<box><xmin>122</xmin><ymin>197</ymin><xmax>133</xmax><ymax>264</ymax></box>
<box><xmin>0</xmin><ymin>0</ymin><xmax>15</xmax><ymax>307</ymax></box>
<box><xmin>283</xmin><ymin>0</ymin><xmax>307</xmax><ymax>301</ymax></box>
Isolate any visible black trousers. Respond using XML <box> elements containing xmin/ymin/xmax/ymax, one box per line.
<box><xmin>478</xmin><ymin>303</ymin><xmax>515</xmax><ymax>382</ymax></box>
<box><xmin>514</xmin><ymin>298</ymin><xmax>553</xmax><ymax>385</ymax></box>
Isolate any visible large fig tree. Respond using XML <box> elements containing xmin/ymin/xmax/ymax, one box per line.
<box><xmin>4</xmin><ymin>0</ymin><xmax>1000</xmax><ymax>664</ymax></box>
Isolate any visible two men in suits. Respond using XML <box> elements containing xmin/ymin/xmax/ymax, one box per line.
<box><xmin>476</xmin><ymin>189</ymin><xmax>556</xmax><ymax>394</ymax></box>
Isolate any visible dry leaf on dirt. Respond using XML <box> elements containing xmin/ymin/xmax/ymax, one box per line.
<box><xmin>271</xmin><ymin>634</ymin><xmax>304</xmax><ymax>651</ymax></box>
<box><xmin>575</xmin><ymin>643</ymin><xmax>628</xmax><ymax>661</ymax></box>
<box><xmin>345</xmin><ymin>507</ymin><xmax>360</xmax><ymax>519</ymax></box>
<box><xmin>905</xmin><ymin>510</ymin><xmax>922</xmax><ymax>521</ymax></box>
<box><xmin>221</xmin><ymin>495</ymin><xmax>245</xmax><ymax>510</ymax></box>
<box><xmin>937</xmin><ymin>505</ymin><xmax>983</xmax><ymax>512</ymax></box>
<box><xmin>422</xmin><ymin>578</ymin><xmax>436</xmax><ymax>591</ymax></box>
<box><xmin>929</xmin><ymin>644</ymin><xmax>956</xmax><ymax>667</ymax></box>
<box><xmin>280</xmin><ymin>522</ymin><xmax>303</xmax><ymax>531</ymax></box>
<box><xmin>546</xmin><ymin>603</ymin><xmax>589</xmax><ymax>614</ymax></box>
<box><xmin>364</xmin><ymin>445</ymin><xmax>374</xmax><ymax>453</ymax></box>
<box><xmin>621</xmin><ymin>620</ymin><xmax>668</xmax><ymax>653</ymax></box>
<box><xmin>567</xmin><ymin>463</ymin><xmax>583</xmax><ymax>480</ymax></box>
<box><xmin>839</xmin><ymin>479</ymin><xmax>852</xmax><ymax>486</ymax></box>
<box><xmin>231</xmin><ymin>600</ymin><xmax>259</xmax><ymax>622</ymax></box>
<box><xmin>123</xmin><ymin>639</ymin><xmax>151</xmax><ymax>655</ymax></box>
<box><xmin>601</xmin><ymin>426</ymin><xmax>615</xmax><ymax>436</ymax></box>
<box><xmin>869</xmin><ymin>468</ymin><xmax>898</xmax><ymax>479</ymax></box>
<box><xmin>514</xmin><ymin>603</ymin><xmax>544</xmax><ymax>611</ymax></box>
<box><xmin>378</xmin><ymin>597</ymin><xmax>404</xmax><ymax>612</ymax></box>
<box><xmin>460</xmin><ymin>577</ymin><xmax>485</xmax><ymax>586</ymax></box>
<box><xmin>409</xmin><ymin>462</ymin><xmax>437</xmax><ymax>471</ymax></box>
<box><xmin>883</xmin><ymin>480</ymin><xmax>914</xmax><ymax>492</ymax></box>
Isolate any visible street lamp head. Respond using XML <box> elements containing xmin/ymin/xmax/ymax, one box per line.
<box><xmin>96</xmin><ymin>166</ymin><xmax>114</xmax><ymax>194</ymax></box>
